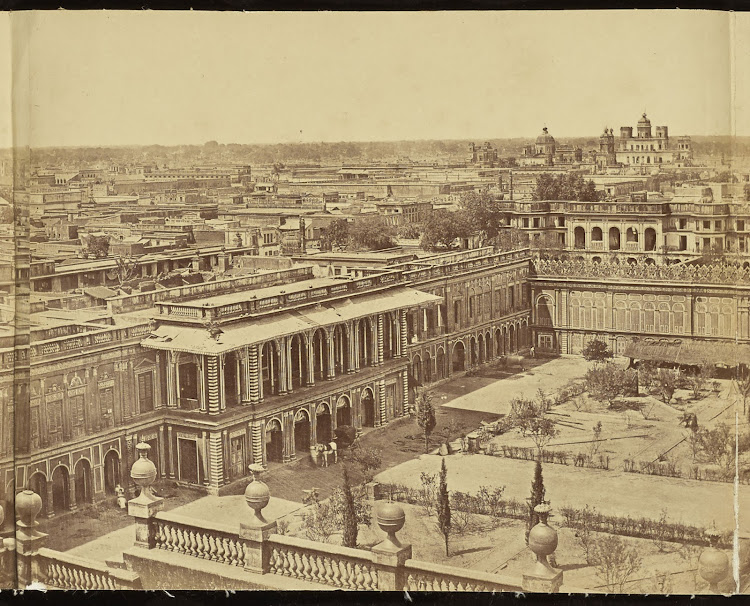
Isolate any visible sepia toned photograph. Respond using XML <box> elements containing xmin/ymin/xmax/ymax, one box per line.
<box><xmin>1</xmin><ymin>8</ymin><xmax>750</xmax><ymax>594</ymax></box>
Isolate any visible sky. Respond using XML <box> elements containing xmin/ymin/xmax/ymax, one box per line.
<box><xmin>1</xmin><ymin>10</ymin><xmax>749</xmax><ymax>148</ymax></box>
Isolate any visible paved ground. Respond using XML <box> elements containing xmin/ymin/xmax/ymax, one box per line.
<box><xmin>375</xmin><ymin>452</ymin><xmax>745</xmax><ymax>531</ymax></box>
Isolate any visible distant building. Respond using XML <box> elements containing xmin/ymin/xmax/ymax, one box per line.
<box><xmin>616</xmin><ymin>113</ymin><xmax>692</xmax><ymax>167</ymax></box>
<box><xmin>468</xmin><ymin>142</ymin><xmax>499</xmax><ymax>167</ymax></box>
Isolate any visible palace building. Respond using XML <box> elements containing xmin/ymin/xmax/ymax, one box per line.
<box><xmin>12</xmin><ymin>246</ymin><xmax>531</xmax><ymax>517</ymax></box>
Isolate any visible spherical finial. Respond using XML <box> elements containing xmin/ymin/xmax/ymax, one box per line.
<box><xmin>528</xmin><ymin>504</ymin><xmax>558</xmax><ymax>576</ymax></box>
<box><xmin>376</xmin><ymin>501</ymin><xmax>406</xmax><ymax>548</ymax></box>
<box><xmin>130</xmin><ymin>441</ymin><xmax>157</xmax><ymax>502</ymax></box>
<box><xmin>244</xmin><ymin>472</ymin><xmax>271</xmax><ymax>526</ymax></box>
<box><xmin>16</xmin><ymin>489</ymin><xmax>43</xmax><ymax>529</ymax></box>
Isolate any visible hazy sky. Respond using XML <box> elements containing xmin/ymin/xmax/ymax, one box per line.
<box><xmin>2</xmin><ymin>10</ymin><xmax>749</xmax><ymax>148</ymax></box>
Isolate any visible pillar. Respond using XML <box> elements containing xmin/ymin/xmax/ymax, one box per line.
<box><xmin>286</xmin><ymin>338</ymin><xmax>294</xmax><ymax>392</ymax></box>
<box><xmin>250</xmin><ymin>421</ymin><xmax>265</xmax><ymax>468</ymax></box>
<box><xmin>399</xmin><ymin>310</ymin><xmax>408</xmax><ymax>357</ymax></box>
<box><xmin>278</xmin><ymin>339</ymin><xmax>288</xmax><ymax>395</ymax></box>
<box><xmin>167</xmin><ymin>425</ymin><xmax>175</xmax><ymax>479</ymax></box>
<box><xmin>282</xmin><ymin>412</ymin><xmax>294</xmax><ymax>463</ymax></box>
<box><xmin>402</xmin><ymin>370</ymin><xmax>410</xmax><ymax>415</ymax></box>
<box><xmin>327</xmin><ymin>331</ymin><xmax>335</xmax><ymax>380</ymax></box>
<box><xmin>377</xmin><ymin>314</ymin><xmax>384</xmax><ymax>366</ymax></box>
<box><xmin>353</xmin><ymin>323</ymin><xmax>361</xmax><ymax>371</ymax></box>
<box><xmin>198</xmin><ymin>356</ymin><xmax>207</xmax><ymax>412</ymax></box>
<box><xmin>207</xmin><ymin>431</ymin><xmax>224</xmax><ymax>494</ymax></box>
<box><xmin>68</xmin><ymin>474</ymin><xmax>78</xmax><ymax>512</ymax></box>
<box><xmin>166</xmin><ymin>352</ymin><xmax>178</xmax><ymax>408</ymax></box>
<box><xmin>45</xmin><ymin>483</ymin><xmax>54</xmax><ymax>518</ymax></box>
<box><xmin>159</xmin><ymin>426</ymin><xmax>167</xmax><ymax>478</ymax></box>
<box><xmin>206</xmin><ymin>356</ymin><xmax>221</xmax><ymax>415</ymax></box>
<box><xmin>347</xmin><ymin>323</ymin><xmax>356</xmax><ymax>373</ymax></box>
<box><xmin>306</xmin><ymin>333</ymin><xmax>316</xmax><ymax>386</ymax></box>
<box><xmin>378</xmin><ymin>379</ymin><xmax>387</xmax><ymax>426</ymax></box>
<box><xmin>248</xmin><ymin>345</ymin><xmax>260</xmax><ymax>404</ymax></box>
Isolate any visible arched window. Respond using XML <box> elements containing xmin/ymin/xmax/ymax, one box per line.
<box><xmin>574</xmin><ymin>226</ymin><xmax>586</xmax><ymax>249</ymax></box>
<box><xmin>592</xmin><ymin>227</ymin><xmax>603</xmax><ymax>242</ymax></box>
<box><xmin>609</xmin><ymin>227</ymin><xmax>621</xmax><ymax>250</ymax></box>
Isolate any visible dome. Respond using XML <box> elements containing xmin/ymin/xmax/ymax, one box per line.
<box><xmin>536</xmin><ymin>127</ymin><xmax>556</xmax><ymax>145</ymax></box>
<box><xmin>638</xmin><ymin>113</ymin><xmax>651</xmax><ymax>126</ymax></box>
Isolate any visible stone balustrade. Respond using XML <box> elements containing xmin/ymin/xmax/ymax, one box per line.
<box><xmin>402</xmin><ymin>559</ymin><xmax>523</xmax><ymax>592</ymax></box>
<box><xmin>34</xmin><ymin>548</ymin><xmax>141</xmax><ymax>590</ymax></box>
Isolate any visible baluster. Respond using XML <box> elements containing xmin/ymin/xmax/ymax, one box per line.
<box><xmin>226</xmin><ymin>538</ymin><xmax>239</xmax><ymax>566</ymax></box>
<box><xmin>405</xmin><ymin>573</ymin><xmax>415</xmax><ymax>591</ymax></box>
<box><xmin>205</xmin><ymin>533</ymin><xmax>217</xmax><ymax>561</ymax></box>
<box><xmin>360</xmin><ymin>564</ymin><xmax>371</xmax><ymax>590</ymax></box>
<box><xmin>269</xmin><ymin>547</ymin><xmax>281</xmax><ymax>574</ymax></box>
<box><xmin>186</xmin><ymin>529</ymin><xmax>198</xmax><ymax>557</ymax></box>
<box><xmin>175</xmin><ymin>526</ymin><xmax>187</xmax><ymax>553</ymax></box>
<box><xmin>301</xmin><ymin>551</ymin><xmax>312</xmax><ymax>581</ymax></box>
<box><xmin>292</xmin><ymin>551</ymin><xmax>303</xmax><ymax>579</ymax></box>
<box><xmin>308</xmin><ymin>554</ymin><xmax>321</xmax><ymax>583</ymax></box>
<box><xmin>214</xmin><ymin>535</ymin><xmax>226</xmax><ymax>563</ymax></box>
<box><xmin>342</xmin><ymin>560</ymin><xmax>354</xmax><ymax>589</ymax></box>
<box><xmin>196</xmin><ymin>532</ymin><xmax>209</xmax><ymax>559</ymax></box>
<box><xmin>165</xmin><ymin>524</ymin><xmax>176</xmax><ymax>551</ymax></box>
<box><xmin>321</xmin><ymin>556</ymin><xmax>333</xmax><ymax>585</ymax></box>
<box><xmin>354</xmin><ymin>563</ymin><xmax>364</xmax><ymax>590</ymax></box>
<box><xmin>280</xmin><ymin>548</ymin><xmax>291</xmax><ymax>576</ymax></box>
<box><xmin>330</xmin><ymin>558</ymin><xmax>342</xmax><ymax>587</ymax></box>
<box><xmin>456</xmin><ymin>580</ymin><xmax>466</xmax><ymax>591</ymax></box>
<box><xmin>447</xmin><ymin>579</ymin><xmax>456</xmax><ymax>591</ymax></box>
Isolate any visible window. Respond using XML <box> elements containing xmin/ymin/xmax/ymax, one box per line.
<box><xmin>715</xmin><ymin>221</ymin><xmax>722</xmax><ymax>230</ymax></box>
<box><xmin>48</xmin><ymin>400</ymin><xmax>63</xmax><ymax>443</ymax></box>
<box><xmin>558</xmin><ymin>217</ymin><xmax>565</xmax><ymax>227</ymax></box>
<box><xmin>678</xmin><ymin>218</ymin><xmax>687</xmax><ymax>229</ymax></box>
<box><xmin>70</xmin><ymin>394</ymin><xmax>85</xmax><ymax>438</ymax></box>
<box><xmin>703</xmin><ymin>220</ymin><xmax>710</xmax><ymax>230</ymax></box>
<box><xmin>533</xmin><ymin>218</ymin><xmax>540</xmax><ymax>228</ymax></box>
<box><xmin>738</xmin><ymin>220</ymin><xmax>746</xmax><ymax>231</ymax></box>
<box><xmin>100</xmin><ymin>387</ymin><xmax>114</xmax><ymax>429</ymax></box>
<box><xmin>138</xmin><ymin>372</ymin><xmax>154</xmax><ymax>413</ymax></box>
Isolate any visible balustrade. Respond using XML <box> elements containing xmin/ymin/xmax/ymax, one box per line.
<box><xmin>403</xmin><ymin>560</ymin><xmax>522</xmax><ymax>592</ymax></box>
<box><xmin>35</xmin><ymin>548</ymin><xmax>140</xmax><ymax>590</ymax></box>
<box><xmin>153</xmin><ymin>512</ymin><xmax>245</xmax><ymax>568</ymax></box>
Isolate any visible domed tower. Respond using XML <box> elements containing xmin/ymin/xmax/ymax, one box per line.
<box><xmin>535</xmin><ymin>127</ymin><xmax>556</xmax><ymax>158</ymax></box>
<box><xmin>599</xmin><ymin>127</ymin><xmax>615</xmax><ymax>154</ymax></box>
<box><xmin>637</xmin><ymin>113</ymin><xmax>652</xmax><ymax>139</ymax></box>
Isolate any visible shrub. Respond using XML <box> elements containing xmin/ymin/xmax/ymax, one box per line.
<box><xmin>592</xmin><ymin>535</ymin><xmax>643</xmax><ymax>592</ymax></box>
<box><xmin>334</xmin><ymin>425</ymin><xmax>357</xmax><ymax>448</ymax></box>
<box><xmin>582</xmin><ymin>339</ymin><xmax>614</xmax><ymax>362</ymax></box>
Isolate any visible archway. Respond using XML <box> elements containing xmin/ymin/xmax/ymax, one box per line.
<box><xmin>294</xmin><ymin>410</ymin><xmax>311</xmax><ymax>454</ymax></box>
<box><xmin>609</xmin><ymin>227</ymin><xmax>621</xmax><ymax>250</ymax></box>
<box><xmin>495</xmin><ymin>329</ymin><xmax>503</xmax><ymax>356</ymax></box>
<box><xmin>312</xmin><ymin>329</ymin><xmax>328</xmax><ymax>382</ymax></box>
<box><xmin>411</xmin><ymin>355</ymin><xmax>422</xmax><ymax>387</ymax></box>
<box><xmin>265</xmin><ymin>419</ymin><xmax>283</xmax><ymax>463</ymax></box>
<box><xmin>103</xmin><ymin>450</ymin><xmax>120</xmax><ymax>496</ymax></box>
<box><xmin>423</xmin><ymin>352</ymin><xmax>433</xmax><ymax>383</ymax></box>
<box><xmin>357</xmin><ymin>318</ymin><xmax>371</xmax><ymax>368</ymax></box>
<box><xmin>332</xmin><ymin>325</ymin><xmax>348</xmax><ymax>375</ymax></box>
<box><xmin>74</xmin><ymin>459</ymin><xmax>93</xmax><ymax>506</ymax></box>
<box><xmin>470</xmin><ymin>336</ymin><xmax>478</xmax><ymax>366</ymax></box>
<box><xmin>316</xmin><ymin>403</ymin><xmax>332</xmax><ymax>444</ymax></box>
<box><xmin>337</xmin><ymin>395</ymin><xmax>352</xmax><ymax>427</ymax></box>
<box><xmin>436</xmin><ymin>348</ymin><xmax>446</xmax><ymax>381</ymax></box>
<box><xmin>28</xmin><ymin>473</ymin><xmax>47</xmax><ymax>515</ymax></box>
<box><xmin>452</xmin><ymin>341</ymin><xmax>466</xmax><ymax>372</ymax></box>
<box><xmin>485</xmin><ymin>331</ymin><xmax>492</xmax><ymax>361</ymax></box>
<box><xmin>51</xmin><ymin>466</ymin><xmax>70</xmax><ymax>513</ymax></box>
<box><xmin>509</xmin><ymin>324</ymin><xmax>516</xmax><ymax>353</ymax></box>
<box><xmin>645</xmin><ymin>228</ymin><xmax>657</xmax><ymax>251</ymax></box>
<box><xmin>290</xmin><ymin>334</ymin><xmax>307</xmax><ymax>390</ymax></box>
<box><xmin>536</xmin><ymin>295</ymin><xmax>554</xmax><ymax>327</ymax></box>
<box><xmin>574</xmin><ymin>226</ymin><xmax>585</xmax><ymax>249</ymax></box>
<box><xmin>626</xmin><ymin>227</ymin><xmax>638</xmax><ymax>243</ymax></box>
<box><xmin>592</xmin><ymin>227</ymin><xmax>603</xmax><ymax>242</ymax></box>
<box><xmin>261</xmin><ymin>340</ymin><xmax>280</xmax><ymax>396</ymax></box>
<box><xmin>361</xmin><ymin>388</ymin><xmax>376</xmax><ymax>428</ymax></box>
<box><xmin>478</xmin><ymin>334</ymin><xmax>485</xmax><ymax>363</ymax></box>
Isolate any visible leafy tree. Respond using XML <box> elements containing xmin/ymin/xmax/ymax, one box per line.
<box><xmin>527</xmin><ymin>459</ymin><xmax>546</xmax><ymax>541</ymax></box>
<box><xmin>345</xmin><ymin>440</ymin><xmax>382</xmax><ymax>483</ymax></box>
<box><xmin>533</xmin><ymin>173</ymin><xmax>604</xmax><ymax>202</ymax></box>
<box><xmin>436</xmin><ymin>459</ymin><xmax>452</xmax><ymax>557</ymax></box>
<box><xmin>688</xmin><ymin>361</ymin><xmax>713</xmax><ymax>400</ymax></box>
<box><xmin>321</xmin><ymin>219</ymin><xmax>350</xmax><ymax>251</ymax></box>
<box><xmin>334</xmin><ymin>425</ymin><xmax>357</xmax><ymax>449</ymax></box>
<box><xmin>341</xmin><ymin>466</ymin><xmax>358</xmax><ymax>548</ymax></box>
<box><xmin>414</xmin><ymin>388</ymin><xmax>437</xmax><ymax>454</ymax></box>
<box><xmin>655</xmin><ymin>368</ymin><xmax>677</xmax><ymax>404</ymax></box>
<box><xmin>420</xmin><ymin>209</ymin><xmax>471</xmax><ymax>251</ymax></box>
<box><xmin>85</xmin><ymin>234</ymin><xmax>110</xmax><ymax>259</ymax></box>
<box><xmin>582</xmin><ymin>339</ymin><xmax>613</xmax><ymax>362</ymax></box>
<box><xmin>584</xmin><ymin>363</ymin><xmax>632</xmax><ymax>407</ymax></box>
<box><xmin>349</xmin><ymin>215</ymin><xmax>397</xmax><ymax>251</ymax></box>
<box><xmin>459</xmin><ymin>192</ymin><xmax>507</xmax><ymax>240</ymax></box>
<box><xmin>508</xmin><ymin>397</ymin><xmax>558</xmax><ymax>452</ymax></box>
<box><xmin>492</xmin><ymin>227</ymin><xmax>530</xmax><ymax>251</ymax></box>
<box><xmin>398</xmin><ymin>222</ymin><xmax>423</xmax><ymax>240</ymax></box>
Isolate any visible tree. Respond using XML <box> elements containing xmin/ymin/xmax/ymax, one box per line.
<box><xmin>492</xmin><ymin>227</ymin><xmax>530</xmax><ymax>251</ymax></box>
<box><xmin>734</xmin><ymin>368</ymin><xmax>750</xmax><ymax>417</ymax></box>
<box><xmin>398</xmin><ymin>222</ymin><xmax>423</xmax><ymax>240</ymax></box>
<box><xmin>345</xmin><ymin>440</ymin><xmax>382</xmax><ymax>483</ymax></box>
<box><xmin>688</xmin><ymin>361</ymin><xmax>713</xmax><ymax>400</ymax></box>
<box><xmin>436</xmin><ymin>459</ymin><xmax>452</xmax><ymax>557</ymax></box>
<box><xmin>349</xmin><ymin>215</ymin><xmax>397</xmax><ymax>251</ymax></box>
<box><xmin>593</xmin><ymin>535</ymin><xmax>643</xmax><ymax>592</ymax></box>
<box><xmin>0</xmin><ymin>206</ymin><xmax>13</xmax><ymax>224</ymax></box>
<box><xmin>533</xmin><ymin>173</ymin><xmax>604</xmax><ymax>203</ymax></box>
<box><xmin>655</xmin><ymin>368</ymin><xmax>677</xmax><ymax>405</ymax></box>
<box><xmin>414</xmin><ymin>388</ymin><xmax>437</xmax><ymax>454</ymax></box>
<box><xmin>85</xmin><ymin>234</ymin><xmax>110</xmax><ymax>259</ymax></box>
<box><xmin>459</xmin><ymin>192</ymin><xmax>507</xmax><ymax>240</ymax></box>
<box><xmin>341</xmin><ymin>466</ymin><xmax>358</xmax><ymax>548</ymax></box>
<box><xmin>113</xmin><ymin>255</ymin><xmax>139</xmax><ymax>287</ymax></box>
<box><xmin>321</xmin><ymin>219</ymin><xmax>350</xmax><ymax>251</ymax></box>
<box><xmin>585</xmin><ymin>363</ymin><xmax>632</xmax><ymax>407</ymax></box>
<box><xmin>420</xmin><ymin>209</ymin><xmax>471</xmax><ymax>251</ymax></box>
<box><xmin>527</xmin><ymin>459</ymin><xmax>546</xmax><ymax>541</ymax></box>
<box><xmin>582</xmin><ymin>339</ymin><xmax>613</xmax><ymax>362</ymax></box>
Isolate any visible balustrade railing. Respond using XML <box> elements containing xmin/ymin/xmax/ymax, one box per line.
<box><xmin>403</xmin><ymin>560</ymin><xmax>523</xmax><ymax>592</ymax></box>
<box><xmin>30</xmin><ymin>323</ymin><xmax>151</xmax><ymax>360</ymax></box>
<box><xmin>35</xmin><ymin>548</ymin><xmax>141</xmax><ymax>590</ymax></box>
<box><xmin>267</xmin><ymin>535</ymin><xmax>379</xmax><ymax>590</ymax></box>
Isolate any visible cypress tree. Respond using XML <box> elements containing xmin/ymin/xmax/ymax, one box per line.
<box><xmin>437</xmin><ymin>458</ymin><xmax>452</xmax><ymax>557</ymax></box>
<box><xmin>341</xmin><ymin>465</ymin><xmax>358</xmax><ymax>548</ymax></box>
<box><xmin>527</xmin><ymin>458</ymin><xmax>546</xmax><ymax>542</ymax></box>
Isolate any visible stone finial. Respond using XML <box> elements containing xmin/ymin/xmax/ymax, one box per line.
<box><xmin>130</xmin><ymin>442</ymin><xmax>158</xmax><ymax>504</ymax></box>
<box><xmin>699</xmin><ymin>530</ymin><xmax>730</xmax><ymax>594</ymax></box>
<box><xmin>527</xmin><ymin>504</ymin><xmax>559</xmax><ymax>577</ymax></box>
<box><xmin>375</xmin><ymin>501</ymin><xmax>406</xmax><ymax>551</ymax></box>
<box><xmin>244</xmin><ymin>475</ymin><xmax>271</xmax><ymax>527</ymax></box>
<box><xmin>15</xmin><ymin>489</ymin><xmax>42</xmax><ymax>530</ymax></box>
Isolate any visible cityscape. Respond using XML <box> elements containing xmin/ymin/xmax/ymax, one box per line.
<box><xmin>2</xmin><ymin>9</ymin><xmax>750</xmax><ymax>595</ymax></box>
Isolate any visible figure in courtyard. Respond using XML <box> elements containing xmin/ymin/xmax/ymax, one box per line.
<box><xmin>115</xmin><ymin>484</ymin><xmax>127</xmax><ymax>509</ymax></box>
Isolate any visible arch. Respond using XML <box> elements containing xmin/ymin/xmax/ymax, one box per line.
<box><xmin>574</xmin><ymin>226</ymin><xmax>586</xmax><ymax>249</ymax></box>
<box><xmin>332</xmin><ymin>324</ymin><xmax>349</xmax><ymax>375</ymax></box>
<box><xmin>452</xmin><ymin>341</ymin><xmax>466</xmax><ymax>372</ymax></box>
<box><xmin>74</xmin><ymin>458</ymin><xmax>93</xmax><ymax>506</ymax></box>
<box><xmin>294</xmin><ymin>409</ymin><xmax>311</xmax><ymax>454</ymax></box>
<box><xmin>103</xmin><ymin>449</ymin><xmax>121</xmax><ymax>496</ymax></box>
<box><xmin>509</xmin><ymin>324</ymin><xmax>516</xmax><ymax>353</ymax></box>
<box><xmin>592</xmin><ymin>256</ymin><xmax>602</xmax><ymax>264</ymax></box>
<box><xmin>28</xmin><ymin>472</ymin><xmax>48</xmax><ymax>515</ymax></box>
<box><xmin>423</xmin><ymin>351</ymin><xmax>433</xmax><ymax>384</ymax></box>
<box><xmin>535</xmin><ymin>294</ymin><xmax>554</xmax><ymax>328</ymax></box>
<box><xmin>411</xmin><ymin>354</ymin><xmax>422</xmax><ymax>387</ymax></box>
<box><xmin>436</xmin><ymin>347</ymin><xmax>446</xmax><ymax>381</ymax></box>
<box><xmin>265</xmin><ymin>418</ymin><xmax>283</xmax><ymax>463</ymax></box>
<box><xmin>478</xmin><ymin>333</ymin><xmax>485</xmax><ymax>363</ymax></box>
<box><xmin>336</xmin><ymin>395</ymin><xmax>352</xmax><ymax>427</ymax></box>
<box><xmin>361</xmin><ymin>387</ymin><xmax>376</xmax><ymax>428</ymax></box>
<box><xmin>626</xmin><ymin>227</ymin><xmax>638</xmax><ymax>243</ymax></box>
<box><xmin>644</xmin><ymin>257</ymin><xmax>655</xmax><ymax>265</ymax></box>
<box><xmin>592</xmin><ymin>227</ymin><xmax>603</xmax><ymax>241</ymax></box>
<box><xmin>261</xmin><ymin>340</ymin><xmax>280</xmax><ymax>396</ymax></box>
<box><xmin>644</xmin><ymin>228</ymin><xmax>657</xmax><ymax>251</ymax></box>
<box><xmin>357</xmin><ymin>318</ymin><xmax>372</xmax><ymax>368</ymax></box>
<box><xmin>627</xmin><ymin>257</ymin><xmax>638</xmax><ymax>265</ymax></box>
<box><xmin>290</xmin><ymin>334</ymin><xmax>308</xmax><ymax>390</ymax></box>
<box><xmin>485</xmin><ymin>331</ymin><xmax>492</xmax><ymax>361</ymax></box>
<box><xmin>51</xmin><ymin>465</ymin><xmax>70</xmax><ymax>513</ymax></box>
<box><xmin>609</xmin><ymin>227</ymin><xmax>621</xmax><ymax>250</ymax></box>
<box><xmin>316</xmin><ymin>402</ymin><xmax>333</xmax><ymax>443</ymax></box>
<box><xmin>495</xmin><ymin>329</ymin><xmax>503</xmax><ymax>357</ymax></box>
<box><xmin>520</xmin><ymin>319</ymin><xmax>529</xmax><ymax>349</ymax></box>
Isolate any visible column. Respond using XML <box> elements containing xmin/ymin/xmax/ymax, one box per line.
<box><xmin>402</xmin><ymin>370</ymin><xmax>410</xmax><ymax>415</ymax></box>
<box><xmin>166</xmin><ymin>352</ymin><xmax>178</xmax><ymax>408</ymax></box>
<box><xmin>206</xmin><ymin>356</ymin><xmax>221</xmax><ymax>415</ymax></box>
<box><xmin>159</xmin><ymin>426</ymin><xmax>167</xmax><ymax>478</ymax></box>
<box><xmin>250</xmin><ymin>421</ymin><xmax>265</xmax><ymax>468</ymax></box>
<box><xmin>347</xmin><ymin>323</ymin><xmax>356</xmax><ymax>374</ymax></box>
<box><xmin>353</xmin><ymin>323</ymin><xmax>361</xmax><ymax>371</ymax></box>
<box><xmin>248</xmin><ymin>345</ymin><xmax>260</xmax><ymax>404</ymax></box>
<box><xmin>198</xmin><ymin>356</ymin><xmax>207</xmax><ymax>412</ymax></box>
<box><xmin>278</xmin><ymin>339</ymin><xmax>288</xmax><ymax>395</ymax></box>
<box><xmin>286</xmin><ymin>338</ymin><xmax>294</xmax><ymax>392</ymax></box>
<box><xmin>167</xmin><ymin>425</ymin><xmax>175</xmax><ymax>478</ymax></box>
<box><xmin>399</xmin><ymin>310</ymin><xmax>408</xmax><ymax>357</ymax></box>
<box><xmin>45</xmin><ymin>483</ymin><xmax>54</xmax><ymax>518</ymax></box>
<box><xmin>207</xmin><ymin>432</ymin><xmax>224</xmax><ymax>494</ymax></box>
<box><xmin>377</xmin><ymin>314</ymin><xmax>384</xmax><ymax>366</ymax></box>
<box><xmin>218</xmin><ymin>355</ymin><xmax>226</xmax><ymax>411</ymax></box>
<box><xmin>282</xmin><ymin>412</ymin><xmax>294</xmax><ymax>463</ymax></box>
<box><xmin>326</xmin><ymin>331</ymin><xmax>335</xmax><ymax>380</ymax></box>
<box><xmin>378</xmin><ymin>379</ymin><xmax>387</xmax><ymax>426</ymax></box>
<box><xmin>370</xmin><ymin>319</ymin><xmax>378</xmax><ymax>367</ymax></box>
<box><xmin>67</xmin><ymin>474</ymin><xmax>78</xmax><ymax>512</ymax></box>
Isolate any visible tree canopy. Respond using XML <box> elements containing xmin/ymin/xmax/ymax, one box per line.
<box><xmin>533</xmin><ymin>173</ymin><xmax>604</xmax><ymax>202</ymax></box>
<box><xmin>321</xmin><ymin>218</ymin><xmax>350</xmax><ymax>251</ymax></box>
<box><xmin>420</xmin><ymin>209</ymin><xmax>471</xmax><ymax>251</ymax></box>
<box><xmin>459</xmin><ymin>192</ymin><xmax>507</xmax><ymax>239</ymax></box>
<box><xmin>349</xmin><ymin>215</ymin><xmax>397</xmax><ymax>251</ymax></box>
